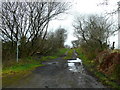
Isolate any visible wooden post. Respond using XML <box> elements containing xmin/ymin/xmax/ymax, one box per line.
<box><xmin>111</xmin><ymin>42</ymin><xmax>115</xmax><ymax>50</ymax></box>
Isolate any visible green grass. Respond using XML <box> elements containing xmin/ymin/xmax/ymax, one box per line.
<box><xmin>3</xmin><ymin>63</ymin><xmax>43</xmax><ymax>76</ymax></box>
<box><xmin>52</xmin><ymin>48</ymin><xmax>68</xmax><ymax>57</ymax></box>
<box><xmin>2</xmin><ymin>57</ymin><xmax>44</xmax><ymax>87</ymax></box>
<box><xmin>75</xmin><ymin>48</ymin><xmax>120</xmax><ymax>89</ymax></box>
<box><xmin>40</xmin><ymin>56</ymin><xmax>57</xmax><ymax>62</ymax></box>
<box><xmin>2</xmin><ymin>57</ymin><xmax>44</xmax><ymax>77</ymax></box>
<box><xmin>63</xmin><ymin>49</ymin><xmax>73</xmax><ymax>60</ymax></box>
<box><xmin>40</xmin><ymin>48</ymin><xmax>68</xmax><ymax>62</ymax></box>
<box><xmin>2</xmin><ymin>48</ymin><xmax>68</xmax><ymax>76</ymax></box>
<box><xmin>2</xmin><ymin>48</ymin><xmax>68</xmax><ymax>87</ymax></box>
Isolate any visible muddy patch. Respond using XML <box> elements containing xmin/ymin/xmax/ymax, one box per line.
<box><xmin>42</xmin><ymin>62</ymin><xmax>59</xmax><ymax>65</ymax></box>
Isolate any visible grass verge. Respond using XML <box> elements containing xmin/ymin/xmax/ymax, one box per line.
<box><xmin>75</xmin><ymin>48</ymin><xmax>120</xmax><ymax>89</ymax></box>
<box><xmin>2</xmin><ymin>58</ymin><xmax>44</xmax><ymax>87</ymax></box>
<box><xmin>2</xmin><ymin>48</ymin><xmax>68</xmax><ymax>87</ymax></box>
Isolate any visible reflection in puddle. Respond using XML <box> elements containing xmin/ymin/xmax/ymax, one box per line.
<box><xmin>68</xmin><ymin>58</ymin><xmax>82</xmax><ymax>64</ymax></box>
<box><xmin>67</xmin><ymin>58</ymin><xmax>84</xmax><ymax>73</ymax></box>
<box><xmin>68</xmin><ymin>63</ymin><xmax>77</xmax><ymax>72</ymax></box>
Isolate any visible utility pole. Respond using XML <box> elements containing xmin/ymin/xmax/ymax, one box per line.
<box><xmin>118</xmin><ymin>1</ymin><xmax>120</xmax><ymax>49</ymax></box>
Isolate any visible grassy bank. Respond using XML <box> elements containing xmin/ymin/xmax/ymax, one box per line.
<box><xmin>2</xmin><ymin>48</ymin><xmax>68</xmax><ymax>87</ymax></box>
<box><xmin>2</xmin><ymin>56</ymin><xmax>44</xmax><ymax>87</ymax></box>
<box><xmin>75</xmin><ymin>48</ymin><xmax>120</xmax><ymax>89</ymax></box>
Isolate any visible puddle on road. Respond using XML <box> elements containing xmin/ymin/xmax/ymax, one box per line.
<box><xmin>68</xmin><ymin>63</ymin><xmax>77</xmax><ymax>72</ymax></box>
<box><xmin>67</xmin><ymin>58</ymin><xmax>84</xmax><ymax>73</ymax></box>
<box><xmin>68</xmin><ymin>58</ymin><xmax>82</xmax><ymax>64</ymax></box>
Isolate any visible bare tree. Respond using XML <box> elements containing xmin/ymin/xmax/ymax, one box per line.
<box><xmin>1</xmin><ymin>1</ymin><xmax>69</xmax><ymax>59</ymax></box>
<box><xmin>73</xmin><ymin>15</ymin><xmax>116</xmax><ymax>60</ymax></box>
<box><xmin>73</xmin><ymin>15</ymin><xmax>115</xmax><ymax>49</ymax></box>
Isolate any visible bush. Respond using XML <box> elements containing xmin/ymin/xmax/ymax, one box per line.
<box><xmin>96</xmin><ymin>50</ymin><xmax>120</xmax><ymax>83</ymax></box>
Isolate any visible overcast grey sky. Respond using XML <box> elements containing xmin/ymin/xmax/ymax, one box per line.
<box><xmin>49</xmin><ymin>0</ymin><xmax>119</xmax><ymax>47</ymax></box>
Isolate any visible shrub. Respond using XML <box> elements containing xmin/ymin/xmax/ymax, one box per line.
<box><xmin>96</xmin><ymin>50</ymin><xmax>120</xmax><ymax>82</ymax></box>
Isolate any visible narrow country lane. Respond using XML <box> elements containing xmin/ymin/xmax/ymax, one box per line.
<box><xmin>5</xmin><ymin>50</ymin><xmax>105</xmax><ymax>88</ymax></box>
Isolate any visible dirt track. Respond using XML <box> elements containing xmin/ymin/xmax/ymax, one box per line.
<box><xmin>5</xmin><ymin>50</ymin><xmax>105</xmax><ymax>88</ymax></box>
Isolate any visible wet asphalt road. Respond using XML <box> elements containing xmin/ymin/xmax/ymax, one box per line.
<box><xmin>5</xmin><ymin>50</ymin><xmax>105</xmax><ymax>88</ymax></box>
